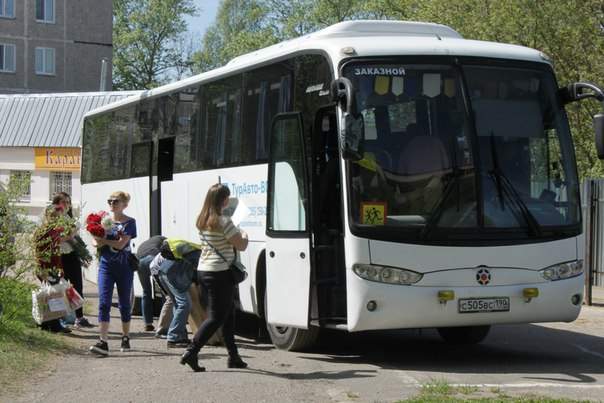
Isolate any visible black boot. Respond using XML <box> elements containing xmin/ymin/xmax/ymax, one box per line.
<box><xmin>180</xmin><ymin>347</ymin><xmax>205</xmax><ymax>372</ymax></box>
<box><xmin>227</xmin><ymin>355</ymin><xmax>248</xmax><ymax>369</ymax></box>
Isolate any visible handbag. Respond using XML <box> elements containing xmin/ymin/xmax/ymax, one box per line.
<box><xmin>128</xmin><ymin>252</ymin><xmax>139</xmax><ymax>271</ymax></box>
<box><xmin>200</xmin><ymin>233</ymin><xmax>248</xmax><ymax>284</ymax></box>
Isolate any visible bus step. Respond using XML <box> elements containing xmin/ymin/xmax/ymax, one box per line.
<box><xmin>310</xmin><ymin>318</ymin><xmax>347</xmax><ymax>329</ymax></box>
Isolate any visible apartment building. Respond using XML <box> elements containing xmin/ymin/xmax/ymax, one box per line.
<box><xmin>0</xmin><ymin>0</ymin><xmax>112</xmax><ymax>93</ymax></box>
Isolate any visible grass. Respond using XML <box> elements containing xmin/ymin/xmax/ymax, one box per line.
<box><xmin>0</xmin><ymin>278</ymin><xmax>71</xmax><ymax>395</ymax></box>
<box><xmin>399</xmin><ymin>379</ymin><xmax>592</xmax><ymax>403</ymax></box>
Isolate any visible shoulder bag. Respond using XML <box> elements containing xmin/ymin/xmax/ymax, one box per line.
<box><xmin>200</xmin><ymin>233</ymin><xmax>247</xmax><ymax>284</ymax></box>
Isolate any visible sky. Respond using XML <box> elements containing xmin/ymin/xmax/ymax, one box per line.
<box><xmin>185</xmin><ymin>0</ymin><xmax>221</xmax><ymax>39</ymax></box>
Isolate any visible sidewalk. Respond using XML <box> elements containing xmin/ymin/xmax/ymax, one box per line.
<box><xmin>589</xmin><ymin>285</ymin><xmax>604</xmax><ymax>305</ymax></box>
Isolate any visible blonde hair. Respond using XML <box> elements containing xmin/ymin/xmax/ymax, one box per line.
<box><xmin>196</xmin><ymin>184</ymin><xmax>230</xmax><ymax>231</ymax></box>
<box><xmin>110</xmin><ymin>191</ymin><xmax>131</xmax><ymax>203</ymax></box>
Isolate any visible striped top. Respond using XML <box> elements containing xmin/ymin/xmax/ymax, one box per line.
<box><xmin>198</xmin><ymin>216</ymin><xmax>239</xmax><ymax>272</ymax></box>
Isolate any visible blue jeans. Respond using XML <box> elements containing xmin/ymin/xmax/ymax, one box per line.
<box><xmin>159</xmin><ymin>271</ymin><xmax>190</xmax><ymax>342</ymax></box>
<box><xmin>137</xmin><ymin>255</ymin><xmax>154</xmax><ymax>325</ymax></box>
<box><xmin>97</xmin><ymin>261</ymin><xmax>133</xmax><ymax>323</ymax></box>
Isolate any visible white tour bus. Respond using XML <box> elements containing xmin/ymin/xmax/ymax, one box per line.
<box><xmin>81</xmin><ymin>20</ymin><xmax>604</xmax><ymax>350</ymax></box>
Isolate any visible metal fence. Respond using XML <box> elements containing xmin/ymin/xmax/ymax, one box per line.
<box><xmin>582</xmin><ymin>179</ymin><xmax>604</xmax><ymax>305</ymax></box>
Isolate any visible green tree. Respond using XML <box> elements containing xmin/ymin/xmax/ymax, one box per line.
<box><xmin>0</xmin><ymin>176</ymin><xmax>34</xmax><ymax>279</ymax></box>
<box><xmin>113</xmin><ymin>0</ymin><xmax>198</xmax><ymax>90</ymax></box>
<box><xmin>192</xmin><ymin>0</ymin><xmax>277</xmax><ymax>72</ymax></box>
<box><xmin>196</xmin><ymin>0</ymin><xmax>604</xmax><ymax>178</ymax></box>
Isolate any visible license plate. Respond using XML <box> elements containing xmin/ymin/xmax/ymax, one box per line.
<box><xmin>458</xmin><ymin>297</ymin><xmax>510</xmax><ymax>313</ymax></box>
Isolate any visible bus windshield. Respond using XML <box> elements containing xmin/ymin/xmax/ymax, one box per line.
<box><xmin>343</xmin><ymin>59</ymin><xmax>580</xmax><ymax>242</ymax></box>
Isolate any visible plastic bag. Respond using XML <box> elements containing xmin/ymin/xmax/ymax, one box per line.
<box><xmin>31</xmin><ymin>280</ymin><xmax>71</xmax><ymax>325</ymax></box>
<box><xmin>65</xmin><ymin>282</ymin><xmax>85</xmax><ymax>311</ymax></box>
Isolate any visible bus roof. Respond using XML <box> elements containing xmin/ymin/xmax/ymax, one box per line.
<box><xmin>85</xmin><ymin>20</ymin><xmax>549</xmax><ymax>118</ymax></box>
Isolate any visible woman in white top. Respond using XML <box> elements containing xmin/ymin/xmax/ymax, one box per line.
<box><xmin>180</xmin><ymin>183</ymin><xmax>248</xmax><ymax>372</ymax></box>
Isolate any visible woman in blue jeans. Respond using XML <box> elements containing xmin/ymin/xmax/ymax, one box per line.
<box><xmin>158</xmin><ymin>249</ymin><xmax>199</xmax><ymax>347</ymax></box>
<box><xmin>180</xmin><ymin>184</ymin><xmax>248</xmax><ymax>372</ymax></box>
<box><xmin>90</xmin><ymin>191</ymin><xmax>137</xmax><ymax>355</ymax></box>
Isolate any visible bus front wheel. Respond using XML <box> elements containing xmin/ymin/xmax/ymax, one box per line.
<box><xmin>263</xmin><ymin>292</ymin><xmax>318</xmax><ymax>351</ymax></box>
<box><xmin>437</xmin><ymin>325</ymin><xmax>491</xmax><ymax>344</ymax></box>
<box><xmin>265</xmin><ymin>323</ymin><xmax>319</xmax><ymax>351</ymax></box>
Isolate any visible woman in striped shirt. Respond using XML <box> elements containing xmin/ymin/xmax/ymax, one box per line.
<box><xmin>181</xmin><ymin>183</ymin><xmax>248</xmax><ymax>372</ymax></box>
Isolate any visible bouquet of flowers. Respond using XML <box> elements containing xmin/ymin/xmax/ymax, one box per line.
<box><xmin>85</xmin><ymin>211</ymin><xmax>114</xmax><ymax>238</ymax></box>
<box><xmin>85</xmin><ymin>211</ymin><xmax>120</xmax><ymax>254</ymax></box>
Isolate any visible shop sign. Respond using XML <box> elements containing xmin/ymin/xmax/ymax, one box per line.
<box><xmin>34</xmin><ymin>147</ymin><xmax>81</xmax><ymax>171</ymax></box>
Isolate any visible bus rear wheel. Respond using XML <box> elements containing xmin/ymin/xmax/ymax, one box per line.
<box><xmin>265</xmin><ymin>323</ymin><xmax>319</xmax><ymax>351</ymax></box>
<box><xmin>437</xmin><ymin>325</ymin><xmax>491</xmax><ymax>344</ymax></box>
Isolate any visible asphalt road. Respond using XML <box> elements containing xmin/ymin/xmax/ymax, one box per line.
<box><xmin>5</xmin><ymin>285</ymin><xmax>604</xmax><ymax>403</ymax></box>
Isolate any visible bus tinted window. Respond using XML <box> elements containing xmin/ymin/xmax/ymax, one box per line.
<box><xmin>82</xmin><ymin>111</ymin><xmax>131</xmax><ymax>183</ymax></box>
<box><xmin>172</xmin><ymin>87</ymin><xmax>199</xmax><ymax>173</ymax></box>
<box><xmin>203</xmin><ymin>76</ymin><xmax>242</xmax><ymax>168</ymax></box>
<box><xmin>244</xmin><ymin>62</ymin><xmax>294</xmax><ymax>162</ymax></box>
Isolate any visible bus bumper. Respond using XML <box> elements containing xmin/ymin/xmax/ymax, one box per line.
<box><xmin>346</xmin><ymin>274</ymin><xmax>584</xmax><ymax>332</ymax></box>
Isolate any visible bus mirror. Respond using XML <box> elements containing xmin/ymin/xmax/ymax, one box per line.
<box><xmin>559</xmin><ymin>82</ymin><xmax>604</xmax><ymax>105</ymax></box>
<box><xmin>594</xmin><ymin>114</ymin><xmax>604</xmax><ymax>159</ymax></box>
<box><xmin>341</xmin><ymin>113</ymin><xmax>364</xmax><ymax>161</ymax></box>
<box><xmin>331</xmin><ymin>78</ymin><xmax>355</xmax><ymax>114</ymax></box>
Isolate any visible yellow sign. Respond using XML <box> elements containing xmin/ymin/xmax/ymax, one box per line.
<box><xmin>361</xmin><ymin>202</ymin><xmax>387</xmax><ymax>225</ymax></box>
<box><xmin>34</xmin><ymin>147</ymin><xmax>81</xmax><ymax>171</ymax></box>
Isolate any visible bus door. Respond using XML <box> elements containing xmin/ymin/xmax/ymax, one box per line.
<box><xmin>154</xmin><ymin>136</ymin><xmax>175</xmax><ymax>236</ymax></box>
<box><xmin>265</xmin><ymin>113</ymin><xmax>312</xmax><ymax>328</ymax></box>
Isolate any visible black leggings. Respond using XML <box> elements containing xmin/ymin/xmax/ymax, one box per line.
<box><xmin>61</xmin><ymin>251</ymin><xmax>84</xmax><ymax>318</ymax></box>
<box><xmin>191</xmin><ymin>270</ymin><xmax>238</xmax><ymax>357</ymax></box>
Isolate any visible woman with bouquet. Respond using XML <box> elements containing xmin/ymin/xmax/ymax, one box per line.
<box><xmin>89</xmin><ymin>191</ymin><xmax>137</xmax><ymax>356</ymax></box>
<box><xmin>33</xmin><ymin>204</ymin><xmax>71</xmax><ymax>333</ymax></box>
<box><xmin>52</xmin><ymin>192</ymin><xmax>94</xmax><ymax>329</ymax></box>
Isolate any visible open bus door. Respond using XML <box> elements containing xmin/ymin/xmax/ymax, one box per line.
<box><xmin>149</xmin><ymin>137</ymin><xmax>175</xmax><ymax>236</ymax></box>
<box><xmin>265</xmin><ymin>113</ymin><xmax>312</xmax><ymax>332</ymax></box>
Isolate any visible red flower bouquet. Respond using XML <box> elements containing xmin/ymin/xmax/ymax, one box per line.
<box><xmin>85</xmin><ymin>211</ymin><xmax>113</xmax><ymax>238</ymax></box>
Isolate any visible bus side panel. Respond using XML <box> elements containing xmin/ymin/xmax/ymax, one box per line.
<box><xmin>161</xmin><ymin>166</ymin><xmax>269</xmax><ymax>315</ymax></box>
<box><xmin>81</xmin><ymin>177</ymin><xmax>150</xmax><ymax>286</ymax></box>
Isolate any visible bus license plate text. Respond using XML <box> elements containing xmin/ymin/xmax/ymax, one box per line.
<box><xmin>458</xmin><ymin>297</ymin><xmax>510</xmax><ymax>313</ymax></box>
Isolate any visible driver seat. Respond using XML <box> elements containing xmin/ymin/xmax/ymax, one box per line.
<box><xmin>397</xmin><ymin>135</ymin><xmax>450</xmax><ymax>176</ymax></box>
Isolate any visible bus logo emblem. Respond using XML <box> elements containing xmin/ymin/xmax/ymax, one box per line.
<box><xmin>476</xmin><ymin>268</ymin><xmax>491</xmax><ymax>285</ymax></box>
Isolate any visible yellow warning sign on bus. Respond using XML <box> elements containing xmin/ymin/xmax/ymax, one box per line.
<box><xmin>360</xmin><ymin>202</ymin><xmax>387</xmax><ymax>225</ymax></box>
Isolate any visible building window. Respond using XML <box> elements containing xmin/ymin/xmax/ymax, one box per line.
<box><xmin>10</xmin><ymin>171</ymin><xmax>31</xmax><ymax>201</ymax></box>
<box><xmin>0</xmin><ymin>0</ymin><xmax>14</xmax><ymax>18</ymax></box>
<box><xmin>50</xmin><ymin>172</ymin><xmax>71</xmax><ymax>198</ymax></box>
<box><xmin>0</xmin><ymin>43</ymin><xmax>15</xmax><ymax>72</ymax></box>
<box><xmin>35</xmin><ymin>47</ymin><xmax>55</xmax><ymax>75</ymax></box>
<box><xmin>35</xmin><ymin>0</ymin><xmax>54</xmax><ymax>23</ymax></box>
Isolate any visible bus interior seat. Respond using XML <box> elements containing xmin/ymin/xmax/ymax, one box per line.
<box><xmin>397</xmin><ymin>134</ymin><xmax>451</xmax><ymax>177</ymax></box>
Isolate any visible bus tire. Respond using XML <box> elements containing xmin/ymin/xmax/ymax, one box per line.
<box><xmin>263</xmin><ymin>292</ymin><xmax>318</xmax><ymax>351</ymax></box>
<box><xmin>437</xmin><ymin>325</ymin><xmax>491</xmax><ymax>344</ymax></box>
<box><xmin>265</xmin><ymin>323</ymin><xmax>319</xmax><ymax>351</ymax></box>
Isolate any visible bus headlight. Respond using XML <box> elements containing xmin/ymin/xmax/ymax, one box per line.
<box><xmin>353</xmin><ymin>264</ymin><xmax>422</xmax><ymax>285</ymax></box>
<box><xmin>539</xmin><ymin>260</ymin><xmax>583</xmax><ymax>281</ymax></box>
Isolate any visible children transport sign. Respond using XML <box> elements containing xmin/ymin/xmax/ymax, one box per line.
<box><xmin>34</xmin><ymin>147</ymin><xmax>81</xmax><ymax>171</ymax></box>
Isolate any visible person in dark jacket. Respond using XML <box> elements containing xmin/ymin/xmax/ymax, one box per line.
<box><xmin>135</xmin><ymin>235</ymin><xmax>166</xmax><ymax>331</ymax></box>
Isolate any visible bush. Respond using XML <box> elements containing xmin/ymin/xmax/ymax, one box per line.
<box><xmin>0</xmin><ymin>278</ymin><xmax>35</xmax><ymax>328</ymax></box>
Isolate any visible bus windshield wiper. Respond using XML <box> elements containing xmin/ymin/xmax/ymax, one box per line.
<box><xmin>489</xmin><ymin>133</ymin><xmax>542</xmax><ymax>237</ymax></box>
